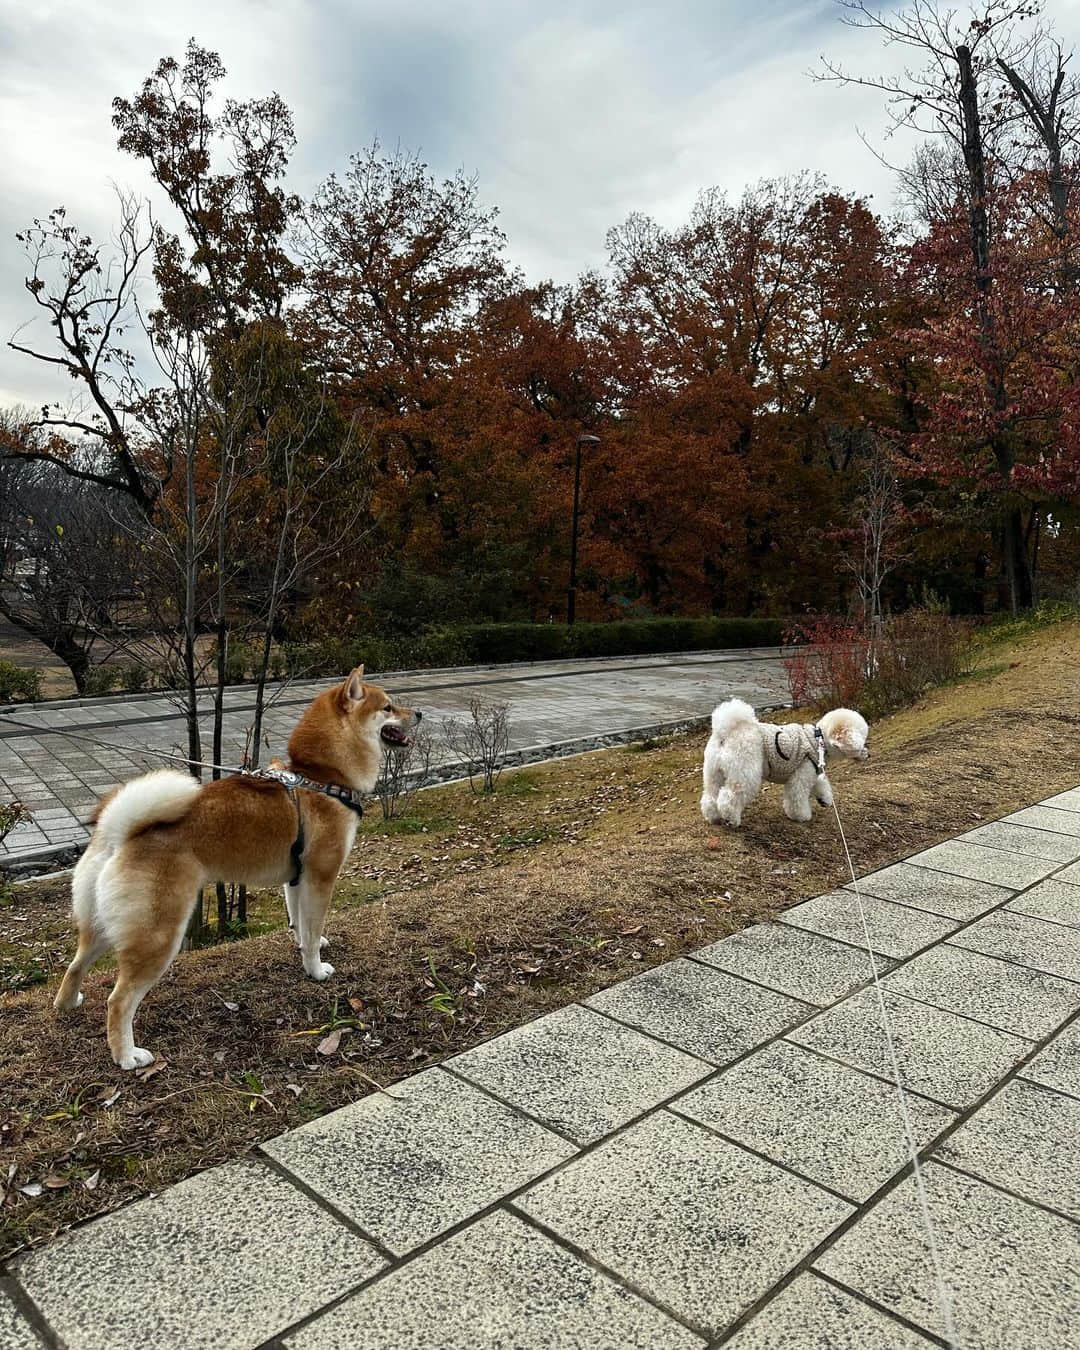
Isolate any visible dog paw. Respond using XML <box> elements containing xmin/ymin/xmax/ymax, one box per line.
<box><xmin>305</xmin><ymin>961</ymin><xmax>336</xmax><ymax>982</ymax></box>
<box><xmin>784</xmin><ymin>806</ymin><xmax>813</xmax><ymax>823</ymax></box>
<box><xmin>54</xmin><ymin>991</ymin><xmax>85</xmax><ymax>1014</ymax></box>
<box><xmin>118</xmin><ymin>1047</ymin><xmax>155</xmax><ymax>1071</ymax></box>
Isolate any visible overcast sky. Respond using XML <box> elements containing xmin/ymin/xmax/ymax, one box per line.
<box><xmin>3</xmin><ymin>0</ymin><xmax>1079</xmax><ymax>410</ymax></box>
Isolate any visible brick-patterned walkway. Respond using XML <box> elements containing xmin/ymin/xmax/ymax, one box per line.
<box><xmin>3</xmin><ymin>788</ymin><xmax>1079</xmax><ymax>1347</ymax></box>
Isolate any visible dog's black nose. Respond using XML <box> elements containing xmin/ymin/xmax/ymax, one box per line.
<box><xmin>415</xmin><ymin>710</ymin><xmax>423</xmax><ymax>723</ymax></box>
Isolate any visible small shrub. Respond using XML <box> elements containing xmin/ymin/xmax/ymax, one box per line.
<box><xmin>783</xmin><ymin>616</ymin><xmax>867</xmax><ymax>709</ymax></box>
<box><xmin>784</xmin><ymin>601</ymin><xmax>977</xmax><ymax>716</ymax></box>
<box><xmin>81</xmin><ymin>664</ymin><xmax>119</xmax><ymax>697</ymax></box>
<box><xmin>0</xmin><ymin>661</ymin><xmax>43</xmax><ymax>703</ymax></box>
<box><xmin>118</xmin><ymin>663</ymin><xmax>151</xmax><ymax>693</ymax></box>
<box><xmin>223</xmin><ymin>640</ymin><xmax>251</xmax><ymax>685</ymax></box>
<box><xmin>443</xmin><ymin>695</ymin><xmax>511</xmax><ymax>793</ymax></box>
<box><xmin>375</xmin><ymin>727</ymin><xmax>437</xmax><ymax>819</ymax></box>
<box><xmin>0</xmin><ymin>799</ymin><xmax>31</xmax><ymax>845</ymax></box>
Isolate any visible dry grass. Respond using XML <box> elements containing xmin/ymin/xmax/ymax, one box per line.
<box><xmin>2</xmin><ymin>616</ymin><xmax>1079</xmax><ymax>1260</ymax></box>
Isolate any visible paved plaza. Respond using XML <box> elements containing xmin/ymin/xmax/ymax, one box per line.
<box><xmin>2</xmin><ymin>787</ymin><xmax>1078</xmax><ymax>1347</ymax></box>
<box><xmin>0</xmin><ymin>650</ymin><xmax>788</xmax><ymax>869</ymax></box>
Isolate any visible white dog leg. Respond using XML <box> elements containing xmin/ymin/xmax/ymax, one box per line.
<box><xmin>296</xmin><ymin>879</ymin><xmax>335</xmax><ymax>981</ymax></box>
<box><xmin>700</xmin><ymin>740</ymin><xmax>724</xmax><ymax>824</ymax></box>
<box><xmin>783</xmin><ymin>769</ymin><xmax>815</xmax><ymax>823</ymax></box>
<box><xmin>284</xmin><ymin>883</ymin><xmax>328</xmax><ymax>950</ymax></box>
<box><xmin>814</xmin><ymin>774</ymin><xmax>834</xmax><ymax>807</ymax></box>
<box><xmin>713</xmin><ymin>786</ymin><xmax>744</xmax><ymax>827</ymax></box>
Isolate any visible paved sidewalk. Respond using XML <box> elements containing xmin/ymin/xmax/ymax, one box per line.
<box><xmin>4</xmin><ymin>789</ymin><xmax>1080</xmax><ymax>1348</ymax></box>
<box><xmin>0</xmin><ymin>649</ymin><xmax>787</xmax><ymax>869</ymax></box>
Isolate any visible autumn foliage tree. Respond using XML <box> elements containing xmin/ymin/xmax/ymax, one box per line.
<box><xmin>4</xmin><ymin>16</ymin><xmax>1079</xmax><ymax>683</ymax></box>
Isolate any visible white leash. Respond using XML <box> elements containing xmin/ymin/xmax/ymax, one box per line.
<box><xmin>830</xmin><ymin>793</ymin><xmax>957</xmax><ymax>1347</ymax></box>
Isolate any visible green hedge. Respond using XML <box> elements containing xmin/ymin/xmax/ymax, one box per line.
<box><xmin>455</xmin><ymin>617</ymin><xmax>786</xmax><ymax>666</ymax></box>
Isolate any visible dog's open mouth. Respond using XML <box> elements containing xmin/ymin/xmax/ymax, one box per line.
<box><xmin>380</xmin><ymin>724</ymin><xmax>412</xmax><ymax>750</ymax></box>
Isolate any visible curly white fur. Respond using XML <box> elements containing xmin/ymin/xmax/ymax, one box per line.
<box><xmin>94</xmin><ymin>769</ymin><xmax>200</xmax><ymax>852</ymax></box>
<box><xmin>700</xmin><ymin>699</ymin><xmax>869</xmax><ymax>828</ymax></box>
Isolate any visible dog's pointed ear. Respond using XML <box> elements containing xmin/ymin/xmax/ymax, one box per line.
<box><xmin>342</xmin><ymin>666</ymin><xmax>365</xmax><ymax>706</ymax></box>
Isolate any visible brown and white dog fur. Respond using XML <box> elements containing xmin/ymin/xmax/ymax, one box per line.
<box><xmin>53</xmin><ymin>667</ymin><xmax>419</xmax><ymax>1070</ymax></box>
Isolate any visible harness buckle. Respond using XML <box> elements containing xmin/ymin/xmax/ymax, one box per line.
<box><xmin>812</xmin><ymin>726</ymin><xmax>826</xmax><ymax>775</ymax></box>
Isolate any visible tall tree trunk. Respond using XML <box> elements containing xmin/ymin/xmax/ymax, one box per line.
<box><xmin>181</xmin><ymin>442</ymin><xmax>205</xmax><ymax>944</ymax></box>
<box><xmin>957</xmin><ymin>44</ymin><xmax>1034</xmax><ymax>613</ymax></box>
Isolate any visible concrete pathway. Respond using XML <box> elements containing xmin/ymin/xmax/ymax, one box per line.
<box><xmin>4</xmin><ymin>788</ymin><xmax>1079</xmax><ymax>1348</ymax></box>
<box><xmin>0</xmin><ymin>649</ymin><xmax>788</xmax><ymax>870</ymax></box>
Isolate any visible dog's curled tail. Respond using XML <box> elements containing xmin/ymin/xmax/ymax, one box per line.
<box><xmin>95</xmin><ymin>769</ymin><xmax>200</xmax><ymax>851</ymax></box>
<box><xmin>709</xmin><ymin>697</ymin><xmax>758</xmax><ymax>740</ymax></box>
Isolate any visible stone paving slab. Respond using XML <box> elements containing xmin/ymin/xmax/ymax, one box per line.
<box><xmin>881</xmin><ymin>941</ymin><xmax>1080</xmax><ymax>1039</ymax></box>
<box><xmin>910</xmin><ymin>839</ymin><xmax>1060</xmax><ymax>889</ymax></box>
<box><xmin>815</xmin><ymin>1162</ymin><xmax>1080</xmax><ymax>1348</ymax></box>
<box><xmin>1005</xmin><ymin>804</ymin><xmax>1080</xmax><ymax>837</ymax></box>
<box><xmin>583</xmin><ymin>957</ymin><xmax>810</xmax><ymax>1064</ymax></box>
<box><xmin>516</xmin><ymin>1110</ymin><xmax>853</xmax><ymax>1339</ymax></box>
<box><xmin>1057</xmin><ymin>858</ymin><xmax>1080</xmax><ymax>885</ymax></box>
<box><xmin>673</xmin><ymin>1039</ymin><xmax>955</xmax><ymax>1202</ymax></box>
<box><xmin>937</xmin><ymin>1078</ymin><xmax>1080</xmax><ymax>1219</ymax></box>
<box><xmin>1020</xmin><ymin>1018</ymin><xmax>1080</xmax><ymax>1098</ymax></box>
<box><xmin>449</xmin><ymin>1003</ymin><xmax>709</xmax><ymax>1145</ymax></box>
<box><xmin>778</xmin><ymin>889</ymin><xmax>958</xmax><ymax>959</ymax></box>
<box><xmin>949</xmin><ymin>908</ymin><xmax>1080</xmax><ymax>983</ymax></box>
<box><xmin>1042</xmin><ymin>787</ymin><xmax>1080</xmax><ymax>813</ymax></box>
<box><xmin>284</xmin><ymin>1209</ymin><xmax>705</xmax><ymax>1349</ymax></box>
<box><xmin>13</xmin><ymin>1162</ymin><xmax>382</xmax><ymax>1350</ymax></box>
<box><xmin>690</xmin><ymin>921</ymin><xmax>893</xmax><ymax>1006</ymax></box>
<box><xmin>787</xmin><ymin>987</ymin><xmax>1032</xmax><ymax>1109</ymax></box>
<box><xmin>725</xmin><ymin>1272</ymin><xmax>936</xmax><ymax>1349</ymax></box>
<box><xmin>959</xmin><ymin>820</ymin><xmax>1080</xmax><ymax>863</ymax></box>
<box><xmin>261</xmin><ymin>1067</ymin><xmax>575</xmax><ymax>1255</ymax></box>
<box><xmin>0</xmin><ymin>1291</ymin><xmax>41</xmax><ymax>1350</ymax></box>
<box><xmin>849</xmin><ymin>860</ymin><xmax>1014</xmax><ymax>920</ymax></box>
<box><xmin>1006</xmin><ymin>877</ymin><xmax>1080</xmax><ymax>928</ymax></box>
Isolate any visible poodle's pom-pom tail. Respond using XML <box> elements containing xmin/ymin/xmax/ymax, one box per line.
<box><xmin>95</xmin><ymin>769</ymin><xmax>200</xmax><ymax>850</ymax></box>
<box><xmin>709</xmin><ymin>697</ymin><xmax>758</xmax><ymax>740</ymax></box>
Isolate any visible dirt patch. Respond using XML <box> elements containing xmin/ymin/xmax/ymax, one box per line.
<box><xmin>2</xmin><ymin>618</ymin><xmax>1078</xmax><ymax>1261</ymax></box>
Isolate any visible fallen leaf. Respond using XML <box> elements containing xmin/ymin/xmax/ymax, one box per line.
<box><xmin>135</xmin><ymin>1058</ymin><xmax>167</xmax><ymax>1082</ymax></box>
<box><xmin>317</xmin><ymin>1029</ymin><xmax>343</xmax><ymax>1056</ymax></box>
<box><xmin>99</xmin><ymin>1087</ymin><xmax>121</xmax><ymax>1108</ymax></box>
<box><xmin>83</xmin><ymin>1170</ymin><xmax>101</xmax><ymax>1191</ymax></box>
<box><xmin>347</xmin><ymin>997</ymin><xmax>364</xmax><ymax>1013</ymax></box>
<box><xmin>705</xmin><ymin>837</ymin><xmax>722</xmax><ymax>851</ymax></box>
<box><xmin>284</xmin><ymin>1084</ymin><xmax>303</xmax><ymax>1098</ymax></box>
<box><xmin>43</xmin><ymin>1173</ymin><xmax>70</xmax><ymax>1190</ymax></box>
<box><xmin>18</xmin><ymin>1183</ymin><xmax>42</xmax><ymax>1198</ymax></box>
<box><xmin>619</xmin><ymin>923</ymin><xmax>643</xmax><ymax>936</ymax></box>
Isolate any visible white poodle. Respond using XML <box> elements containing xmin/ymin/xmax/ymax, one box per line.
<box><xmin>700</xmin><ymin>698</ymin><xmax>870</xmax><ymax>828</ymax></box>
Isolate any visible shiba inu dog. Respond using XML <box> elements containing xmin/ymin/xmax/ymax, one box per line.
<box><xmin>54</xmin><ymin>668</ymin><xmax>420</xmax><ymax>1069</ymax></box>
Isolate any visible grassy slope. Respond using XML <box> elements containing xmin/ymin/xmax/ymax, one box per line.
<box><xmin>1</xmin><ymin>615</ymin><xmax>1078</xmax><ymax>1259</ymax></box>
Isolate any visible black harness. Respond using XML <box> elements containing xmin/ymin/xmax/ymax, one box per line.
<box><xmin>246</xmin><ymin>767</ymin><xmax>365</xmax><ymax>888</ymax></box>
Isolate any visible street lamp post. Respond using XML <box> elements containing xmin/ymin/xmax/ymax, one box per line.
<box><xmin>567</xmin><ymin>433</ymin><xmax>600</xmax><ymax>625</ymax></box>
